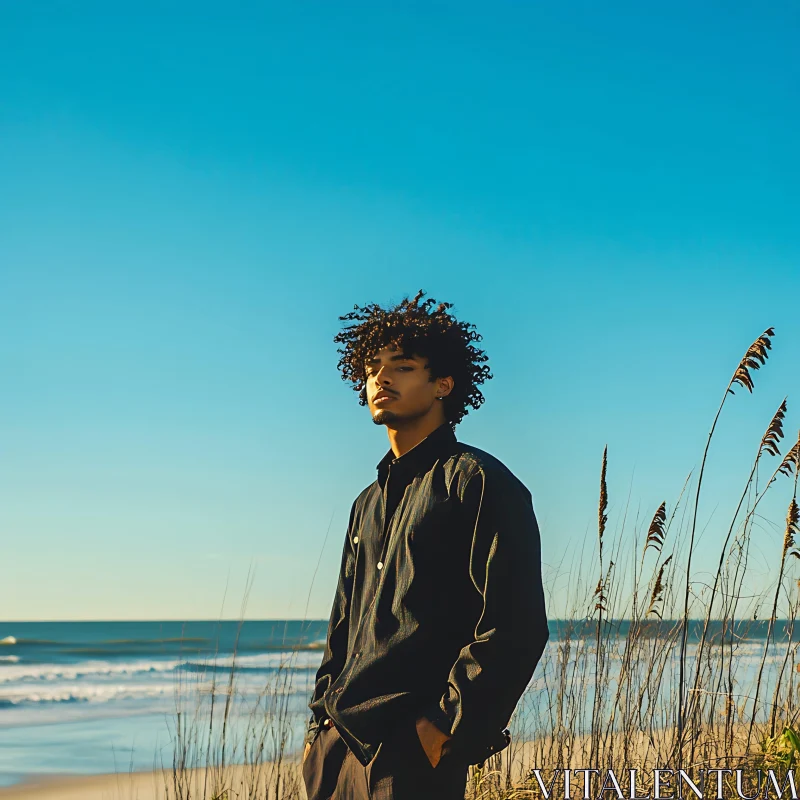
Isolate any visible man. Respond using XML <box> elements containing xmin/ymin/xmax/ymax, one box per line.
<box><xmin>302</xmin><ymin>290</ymin><xmax>549</xmax><ymax>800</ymax></box>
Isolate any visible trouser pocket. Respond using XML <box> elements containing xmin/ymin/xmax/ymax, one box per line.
<box><xmin>302</xmin><ymin>725</ymin><xmax>348</xmax><ymax>800</ymax></box>
<box><xmin>367</xmin><ymin>716</ymin><xmax>470</xmax><ymax>800</ymax></box>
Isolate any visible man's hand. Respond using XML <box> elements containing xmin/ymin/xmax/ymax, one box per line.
<box><xmin>415</xmin><ymin>716</ymin><xmax>452</xmax><ymax>768</ymax></box>
<box><xmin>303</xmin><ymin>718</ymin><xmax>335</xmax><ymax>765</ymax></box>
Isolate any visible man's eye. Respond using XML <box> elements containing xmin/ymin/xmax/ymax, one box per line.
<box><xmin>365</xmin><ymin>366</ymin><xmax>412</xmax><ymax>376</ymax></box>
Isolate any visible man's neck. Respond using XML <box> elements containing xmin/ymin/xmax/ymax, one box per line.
<box><xmin>385</xmin><ymin>415</ymin><xmax>447</xmax><ymax>459</ymax></box>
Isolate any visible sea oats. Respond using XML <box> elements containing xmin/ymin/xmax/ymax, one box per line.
<box><xmin>644</xmin><ymin>502</ymin><xmax>668</xmax><ymax>556</ymax></box>
<box><xmin>729</xmin><ymin>327</ymin><xmax>775</xmax><ymax>395</ymax></box>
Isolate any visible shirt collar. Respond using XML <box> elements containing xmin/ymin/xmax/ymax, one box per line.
<box><xmin>375</xmin><ymin>422</ymin><xmax>458</xmax><ymax>485</ymax></box>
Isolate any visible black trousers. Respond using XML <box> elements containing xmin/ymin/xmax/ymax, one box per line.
<box><xmin>302</xmin><ymin>715</ymin><xmax>470</xmax><ymax>800</ymax></box>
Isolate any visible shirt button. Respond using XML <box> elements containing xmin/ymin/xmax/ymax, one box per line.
<box><xmin>377</xmin><ymin>561</ymin><xmax>383</xmax><ymax>570</ymax></box>
<box><xmin>353</xmin><ymin>536</ymin><xmax>359</xmax><ymax>543</ymax></box>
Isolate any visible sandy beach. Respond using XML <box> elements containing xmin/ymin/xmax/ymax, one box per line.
<box><xmin>0</xmin><ymin>762</ymin><xmax>306</xmax><ymax>800</ymax></box>
<box><xmin>0</xmin><ymin>725</ymin><xmax>763</xmax><ymax>800</ymax></box>
<box><xmin>0</xmin><ymin>739</ymin><xmax>544</xmax><ymax>800</ymax></box>
<box><xmin>0</xmin><ymin>769</ymin><xmax>173</xmax><ymax>800</ymax></box>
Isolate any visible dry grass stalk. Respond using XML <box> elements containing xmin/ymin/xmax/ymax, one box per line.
<box><xmin>678</xmin><ymin>327</ymin><xmax>777</xmax><ymax>759</ymax></box>
<box><xmin>750</xmin><ymin>461</ymin><xmax>800</xmax><ymax>750</ymax></box>
<box><xmin>686</xmin><ymin>397</ymin><xmax>791</xmax><ymax>750</ymax></box>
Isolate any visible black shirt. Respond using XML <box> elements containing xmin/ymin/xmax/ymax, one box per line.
<box><xmin>305</xmin><ymin>422</ymin><xmax>549</xmax><ymax>767</ymax></box>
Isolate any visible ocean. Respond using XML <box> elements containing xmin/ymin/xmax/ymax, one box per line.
<box><xmin>0</xmin><ymin>619</ymin><xmax>792</xmax><ymax>788</ymax></box>
<box><xmin>0</xmin><ymin>620</ymin><xmax>328</xmax><ymax>788</ymax></box>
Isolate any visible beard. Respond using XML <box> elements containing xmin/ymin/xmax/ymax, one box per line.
<box><xmin>372</xmin><ymin>408</ymin><xmax>402</xmax><ymax>425</ymax></box>
<box><xmin>371</xmin><ymin>403</ymin><xmax>430</xmax><ymax>426</ymax></box>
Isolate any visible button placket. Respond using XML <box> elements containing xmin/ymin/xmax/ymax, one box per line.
<box><xmin>335</xmin><ymin>465</ymin><xmax>395</xmax><ymax>710</ymax></box>
<box><xmin>373</xmin><ymin>463</ymin><xmax>395</xmax><ymax>584</ymax></box>
<box><xmin>336</xmin><ymin>462</ymin><xmax>402</xmax><ymax>700</ymax></box>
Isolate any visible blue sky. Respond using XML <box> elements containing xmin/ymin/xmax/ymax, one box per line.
<box><xmin>1</xmin><ymin>2</ymin><xmax>798</xmax><ymax>621</ymax></box>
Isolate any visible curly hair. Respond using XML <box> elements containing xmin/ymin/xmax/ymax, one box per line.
<box><xmin>333</xmin><ymin>289</ymin><xmax>492</xmax><ymax>428</ymax></box>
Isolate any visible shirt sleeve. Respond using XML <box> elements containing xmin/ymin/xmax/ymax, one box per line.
<box><xmin>305</xmin><ymin>501</ymin><xmax>358</xmax><ymax>746</ymax></box>
<box><xmin>423</xmin><ymin>465</ymin><xmax>549</xmax><ymax>759</ymax></box>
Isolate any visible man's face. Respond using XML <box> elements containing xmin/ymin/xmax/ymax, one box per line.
<box><xmin>364</xmin><ymin>345</ymin><xmax>451</xmax><ymax>426</ymax></box>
